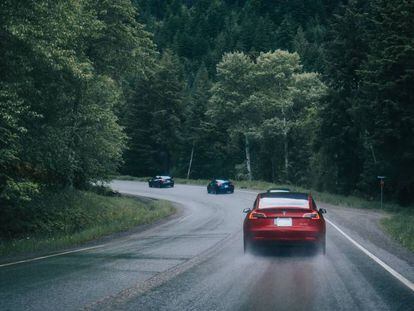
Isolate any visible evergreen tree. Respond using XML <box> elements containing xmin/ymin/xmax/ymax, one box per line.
<box><xmin>313</xmin><ymin>0</ymin><xmax>369</xmax><ymax>194</ymax></box>
<box><xmin>358</xmin><ymin>0</ymin><xmax>414</xmax><ymax>203</ymax></box>
<box><xmin>123</xmin><ymin>50</ymin><xmax>185</xmax><ymax>176</ymax></box>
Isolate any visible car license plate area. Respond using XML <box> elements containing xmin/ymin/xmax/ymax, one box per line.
<box><xmin>274</xmin><ymin>218</ymin><xmax>292</xmax><ymax>227</ymax></box>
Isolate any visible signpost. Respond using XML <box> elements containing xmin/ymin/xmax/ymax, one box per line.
<box><xmin>377</xmin><ymin>176</ymin><xmax>386</xmax><ymax>209</ymax></box>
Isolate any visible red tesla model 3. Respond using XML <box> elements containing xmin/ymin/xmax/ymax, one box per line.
<box><xmin>243</xmin><ymin>192</ymin><xmax>327</xmax><ymax>254</ymax></box>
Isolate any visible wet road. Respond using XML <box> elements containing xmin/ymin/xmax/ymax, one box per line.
<box><xmin>1</xmin><ymin>181</ymin><xmax>413</xmax><ymax>310</ymax></box>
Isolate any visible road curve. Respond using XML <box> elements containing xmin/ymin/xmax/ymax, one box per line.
<box><xmin>0</xmin><ymin>181</ymin><xmax>413</xmax><ymax>311</ymax></box>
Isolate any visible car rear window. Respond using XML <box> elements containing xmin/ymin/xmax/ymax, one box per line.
<box><xmin>258</xmin><ymin>197</ymin><xmax>309</xmax><ymax>209</ymax></box>
<box><xmin>216</xmin><ymin>179</ymin><xmax>228</xmax><ymax>183</ymax></box>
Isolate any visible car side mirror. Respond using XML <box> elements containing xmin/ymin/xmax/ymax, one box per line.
<box><xmin>319</xmin><ymin>208</ymin><xmax>327</xmax><ymax>214</ymax></box>
<box><xmin>243</xmin><ymin>208</ymin><xmax>251</xmax><ymax>213</ymax></box>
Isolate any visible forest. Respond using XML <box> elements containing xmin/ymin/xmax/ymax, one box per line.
<box><xmin>1</xmin><ymin>0</ymin><xmax>413</xmax><ymax>236</ymax></box>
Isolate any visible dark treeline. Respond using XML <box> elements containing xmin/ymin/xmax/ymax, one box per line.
<box><xmin>128</xmin><ymin>0</ymin><xmax>414</xmax><ymax>204</ymax></box>
<box><xmin>0</xmin><ymin>0</ymin><xmax>413</xmax><ymax>233</ymax></box>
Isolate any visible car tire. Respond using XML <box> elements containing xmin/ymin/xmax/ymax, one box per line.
<box><xmin>318</xmin><ymin>238</ymin><xmax>326</xmax><ymax>255</ymax></box>
<box><xmin>243</xmin><ymin>237</ymin><xmax>252</xmax><ymax>254</ymax></box>
<box><xmin>149</xmin><ymin>183</ymin><xmax>152</xmax><ymax>188</ymax></box>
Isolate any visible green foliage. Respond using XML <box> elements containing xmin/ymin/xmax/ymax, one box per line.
<box><xmin>121</xmin><ymin>49</ymin><xmax>185</xmax><ymax>176</ymax></box>
<box><xmin>208</xmin><ymin>50</ymin><xmax>326</xmax><ymax>182</ymax></box>
<box><xmin>382</xmin><ymin>212</ymin><xmax>414</xmax><ymax>252</ymax></box>
<box><xmin>0</xmin><ymin>190</ymin><xmax>175</xmax><ymax>257</ymax></box>
<box><xmin>0</xmin><ymin>0</ymin><xmax>158</xmax><ymax>194</ymax></box>
<box><xmin>2</xmin><ymin>0</ymin><xmax>414</xmax><ymax>245</ymax></box>
<box><xmin>356</xmin><ymin>0</ymin><xmax>414</xmax><ymax>204</ymax></box>
<box><xmin>313</xmin><ymin>0</ymin><xmax>414</xmax><ymax>203</ymax></box>
<box><xmin>0</xmin><ymin>0</ymin><xmax>157</xmax><ymax>235</ymax></box>
<box><xmin>135</xmin><ymin>0</ymin><xmax>339</xmax><ymax>75</ymax></box>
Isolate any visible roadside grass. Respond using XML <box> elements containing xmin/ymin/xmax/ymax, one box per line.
<box><xmin>115</xmin><ymin>175</ymin><xmax>413</xmax><ymax>252</ymax></box>
<box><xmin>0</xmin><ymin>190</ymin><xmax>175</xmax><ymax>259</ymax></box>
<box><xmin>381</xmin><ymin>213</ymin><xmax>414</xmax><ymax>252</ymax></box>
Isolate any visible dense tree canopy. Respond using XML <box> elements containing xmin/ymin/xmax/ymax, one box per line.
<box><xmin>1</xmin><ymin>0</ymin><xmax>413</xmax><ymax>221</ymax></box>
<box><xmin>128</xmin><ymin>0</ymin><xmax>413</xmax><ymax>203</ymax></box>
<box><xmin>0</xmin><ymin>0</ymin><xmax>153</xmax><ymax>219</ymax></box>
<box><xmin>208</xmin><ymin>50</ymin><xmax>326</xmax><ymax>181</ymax></box>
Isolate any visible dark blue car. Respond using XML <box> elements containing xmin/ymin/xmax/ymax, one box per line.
<box><xmin>207</xmin><ymin>179</ymin><xmax>234</xmax><ymax>194</ymax></box>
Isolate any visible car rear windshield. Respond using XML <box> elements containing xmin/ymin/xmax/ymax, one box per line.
<box><xmin>258</xmin><ymin>197</ymin><xmax>309</xmax><ymax>209</ymax></box>
<box><xmin>216</xmin><ymin>179</ymin><xmax>229</xmax><ymax>183</ymax></box>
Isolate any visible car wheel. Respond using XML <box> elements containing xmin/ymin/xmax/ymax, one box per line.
<box><xmin>243</xmin><ymin>237</ymin><xmax>251</xmax><ymax>254</ymax></box>
<box><xmin>318</xmin><ymin>238</ymin><xmax>326</xmax><ymax>255</ymax></box>
<box><xmin>149</xmin><ymin>183</ymin><xmax>152</xmax><ymax>188</ymax></box>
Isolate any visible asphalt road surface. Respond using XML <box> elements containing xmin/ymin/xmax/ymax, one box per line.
<box><xmin>1</xmin><ymin>181</ymin><xmax>413</xmax><ymax>311</ymax></box>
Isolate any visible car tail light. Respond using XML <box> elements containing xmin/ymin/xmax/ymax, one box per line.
<box><xmin>248</xmin><ymin>212</ymin><xmax>266</xmax><ymax>219</ymax></box>
<box><xmin>303</xmin><ymin>212</ymin><xmax>320</xmax><ymax>219</ymax></box>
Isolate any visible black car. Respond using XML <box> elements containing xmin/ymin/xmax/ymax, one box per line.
<box><xmin>207</xmin><ymin>179</ymin><xmax>234</xmax><ymax>194</ymax></box>
<box><xmin>148</xmin><ymin>176</ymin><xmax>174</xmax><ymax>188</ymax></box>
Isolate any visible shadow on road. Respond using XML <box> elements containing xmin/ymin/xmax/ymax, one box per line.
<box><xmin>248</xmin><ymin>244</ymin><xmax>321</xmax><ymax>258</ymax></box>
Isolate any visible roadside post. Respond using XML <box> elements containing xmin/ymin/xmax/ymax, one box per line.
<box><xmin>377</xmin><ymin>176</ymin><xmax>386</xmax><ymax>209</ymax></box>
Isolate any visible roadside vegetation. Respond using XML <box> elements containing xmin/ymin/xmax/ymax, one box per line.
<box><xmin>0</xmin><ymin>189</ymin><xmax>175</xmax><ymax>259</ymax></box>
<box><xmin>382</xmin><ymin>214</ymin><xmax>414</xmax><ymax>252</ymax></box>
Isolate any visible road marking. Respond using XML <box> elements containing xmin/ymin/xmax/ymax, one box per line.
<box><xmin>326</xmin><ymin>218</ymin><xmax>414</xmax><ymax>292</ymax></box>
<box><xmin>0</xmin><ymin>244</ymin><xmax>106</xmax><ymax>268</ymax></box>
<box><xmin>177</xmin><ymin>214</ymin><xmax>191</xmax><ymax>223</ymax></box>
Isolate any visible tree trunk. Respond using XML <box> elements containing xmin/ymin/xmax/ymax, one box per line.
<box><xmin>283</xmin><ymin>113</ymin><xmax>289</xmax><ymax>181</ymax></box>
<box><xmin>245</xmin><ymin>134</ymin><xmax>253</xmax><ymax>181</ymax></box>
<box><xmin>186</xmin><ymin>142</ymin><xmax>195</xmax><ymax>179</ymax></box>
<box><xmin>284</xmin><ymin>136</ymin><xmax>289</xmax><ymax>179</ymax></box>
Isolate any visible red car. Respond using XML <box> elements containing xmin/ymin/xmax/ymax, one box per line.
<box><xmin>243</xmin><ymin>192</ymin><xmax>326</xmax><ymax>254</ymax></box>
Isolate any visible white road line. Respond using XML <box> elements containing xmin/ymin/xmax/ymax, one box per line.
<box><xmin>177</xmin><ymin>214</ymin><xmax>191</xmax><ymax>223</ymax></box>
<box><xmin>0</xmin><ymin>244</ymin><xmax>106</xmax><ymax>268</ymax></box>
<box><xmin>326</xmin><ymin>218</ymin><xmax>414</xmax><ymax>292</ymax></box>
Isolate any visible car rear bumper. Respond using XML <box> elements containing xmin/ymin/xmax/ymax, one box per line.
<box><xmin>217</xmin><ymin>186</ymin><xmax>234</xmax><ymax>193</ymax></box>
<box><xmin>245</xmin><ymin>227</ymin><xmax>324</xmax><ymax>243</ymax></box>
<box><xmin>160</xmin><ymin>182</ymin><xmax>174</xmax><ymax>187</ymax></box>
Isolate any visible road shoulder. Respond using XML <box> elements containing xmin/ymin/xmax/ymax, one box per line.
<box><xmin>322</xmin><ymin>202</ymin><xmax>414</xmax><ymax>283</ymax></box>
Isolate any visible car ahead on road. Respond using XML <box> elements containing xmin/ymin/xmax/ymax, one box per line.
<box><xmin>148</xmin><ymin>176</ymin><xmax>174</xmax><ymax>188</ymax></box>
<box><xmin>243</xmin><ymin>191</ymin><xmax>326</xmax><ymax>254</ymax></box>
<box><xmin>207</xmin><ymin>179</ymin><xmax>234</xmax><ymax>194</ymax></box>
